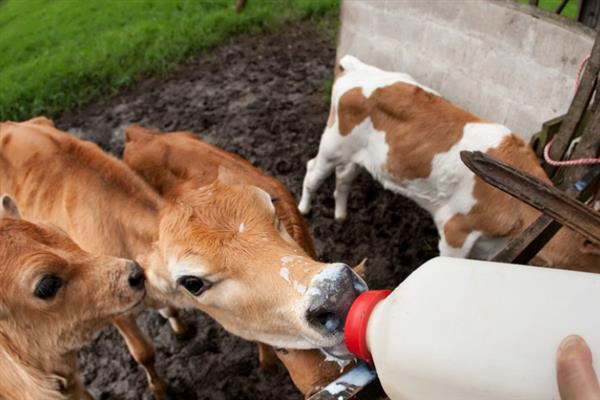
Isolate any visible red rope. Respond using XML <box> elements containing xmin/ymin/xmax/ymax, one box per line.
<box><xmin>544</xmin><ymin>136</ymin><xmax>600</xmax><ymax>166</ymax></box>
<box><xmin>543</xmin><ymin>52</ymin><xmax>600</xmax><ymax>166</ymax></box>
<box><xmin>575</xmin><ymin>53</ymin><xmax>591</xmax><ymax>92</ymax></box>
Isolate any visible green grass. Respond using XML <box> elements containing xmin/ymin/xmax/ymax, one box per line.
<box><xmin>518</xmin><ymin>0</ymin><xmax>580</xmax><ymax>20</ymax></box>
<box><xmin>0</xmin><ymin>0</ymin><xmax>339</xmax><ymax>121</ymax></box>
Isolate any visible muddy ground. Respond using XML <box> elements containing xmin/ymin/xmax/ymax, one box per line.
<box><xmin>56</xmin><ymin>19</ymin><xmax>438</xmax><ymax>400</ymax></box>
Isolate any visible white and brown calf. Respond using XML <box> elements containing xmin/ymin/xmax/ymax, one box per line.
<box><xmin>299</xmin><ymin>55</ymin><xmax>598</xmax><ymax>271</ymax></box>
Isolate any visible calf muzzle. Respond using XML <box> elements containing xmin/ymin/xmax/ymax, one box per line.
<box><xmin>306</xmin><ymin>263</ymin><xmax>366</xmax><ymax>335</ymax></box>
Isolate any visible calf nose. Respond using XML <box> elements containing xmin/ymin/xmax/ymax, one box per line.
<box><xmin>306</xmin><ymin>263</ymin><xmax>366</xmax><ymax>335</ymax></box>
<box><xmin>128</xmin><ymin>261</ymin><xmax>145</xmax><ymax>291</ymax></box>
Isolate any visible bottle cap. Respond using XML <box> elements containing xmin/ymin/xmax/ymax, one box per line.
<box><xmin>344</xmin><ymin>289</ymin><xmax>392</xmax><ymax>363</ymax></box>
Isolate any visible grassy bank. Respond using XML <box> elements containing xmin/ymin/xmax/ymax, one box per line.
<box><xmin>0</xmin><ymin>0</ymin><xmax>339</xmax><ymax>121</ymax></box>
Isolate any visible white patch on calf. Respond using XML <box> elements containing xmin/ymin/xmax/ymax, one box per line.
<box><xmin>252</xmin><ymin>186</ymin><xmax>275</xmax><ymax>213</ymax></box>
<box><xmin>327</xmin><ymin>118</ymin><xmax>511</xmax><ymax>257</ymax></box>
<box><xmin>239</xmin><ymin>222</ymin><xmax>245</xmax><ymax>233</ymax></box>
<box><xmin>379</xmin><ymin>123</ymin><xmax>510</xmax><ymax>215</ymax></box>
<box><xmin>168</xmin><ymin>259</ymin><xmax>210</xmax><ymax>281</ymax></box>
<box><xmin>337</xmin><ymin>55</ymin><xmax>439</xmax><ymax>98</ymax></box>
<box><xmin>279</xmin><ymin>267</ymin><xmax>290</xmax><ymax>283</ymax></box>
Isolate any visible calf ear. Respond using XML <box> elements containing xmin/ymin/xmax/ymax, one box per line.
<box><xmin>124</xmin><ymin>124</ymin><xmax>155</xmax><ymax>143</ymax></box>
<box><xmin>27</xmin><ymin>116</ymin><xmax>55</xmax><ymax>127</ymax></box>
<box><xmin>579</xmin><ymin>239</ymin><xmax>600</xmax><ymax>256</ymax></box>
<box><xmin>0</xmin><ymin>195</ymin><xmax>21</xmax><ymax>220</ymax></box>
<box><xmin>352</xmin><ymin>258</ymin><xmax>367</xmax><ymax>279</ymax></box>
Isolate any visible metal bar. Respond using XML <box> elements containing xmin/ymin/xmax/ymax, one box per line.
<box><xmin>308</xmin><ymin>363</ymin><xmax>388</xmax><ymax>400</ymax></box>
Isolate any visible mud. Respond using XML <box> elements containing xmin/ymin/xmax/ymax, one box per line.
<box><xmin>56</xmin><ymin>19</ymin><xmax>438</xmax><ymax>400</ymax></box>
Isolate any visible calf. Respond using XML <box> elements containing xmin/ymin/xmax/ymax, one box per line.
<box><xmin>0</xmin><ymin>118</ymin><xmax>365</xmax><ymax>397</ymax></box>
<box><xmin>0</xmin><ymin>195</ymin><xmax>145</xmax><ymax>400</ymax></box>
<box><xmin>124</xmin><ymin>125</ymin><xmax>360</xmax><ymax>395</ymax></box>
<box><xmin>299</xmin><ymin>55</ymin><xmax>598</xmax><ymax>271</ymax></box>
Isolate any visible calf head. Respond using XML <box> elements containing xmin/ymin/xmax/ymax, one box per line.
<box><xmin>146</xmin><ymin>177</ymin><xmax>366</xmax><ymax>356</ymax></box>
<box><xmin>0</xmin><ymin>195</ymin><xmax>145</xmax><ymax>358</ymax></box>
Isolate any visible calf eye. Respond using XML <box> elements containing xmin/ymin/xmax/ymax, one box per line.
<box><xmin>177</xmin><ymin>276</ymin><xmax>208</xmax><ymax>296</ymax></box>
<box><xmin>34</xmin><ymin>275</ymin><xmax>63</xmax><ymax>300</ymax></box>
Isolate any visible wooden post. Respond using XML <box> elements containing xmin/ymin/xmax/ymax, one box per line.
<box><xmin>235</xmin><ymin>0</ymin><xmax>246</xmax><ymax>12</ymax></box>
<box><xmin>555</xmin><ymin>0</ymin><xmax>569</xmax><ymax>14</ymax></box>
<box><xmin>545</xmin><ymin>29</ymin><xmax>600</xmax><ymax>179</ymax></box>
<box><xmin>461</xmin><ymin>152</ymin><xmax>600</xmax><ymax>244</ymax></box>
<box><xmin>578</xmin><ymin>0</ymin><xmax>600</xmax><ymax>28</ymax></box>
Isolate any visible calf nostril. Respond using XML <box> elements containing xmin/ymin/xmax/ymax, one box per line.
<box><xmin>128</xmin><ymin>261</ymin><xmax>145</xmax><ymax>290</ymax></box>
<box><xmin>307</xmin><ymin>307</ymin><xmax>342</xmax><ymax>334</ymax></box>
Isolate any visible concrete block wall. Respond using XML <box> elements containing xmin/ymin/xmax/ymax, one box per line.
<box><xmin>337</xmin><ymin>0</ymin><xmax>595</xmax><ymax>139</ymax></box>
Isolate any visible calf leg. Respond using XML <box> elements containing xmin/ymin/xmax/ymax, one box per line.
<box><xmin>438</xmin><ymin>219</ymin><xmax>481</xmax><ymax>259</ymax></box>
<box><xmin>71</xmin><ymin>374</ymin><xmax>94</xmax><ymax>400</ymax></box>
<box><xmin>114</xmin><ymin>315</ymin><xmax>168</xmax><ymax>400</ymax></box>
<box><xmin>298</xmin><ymin>156</ymin><xmax>335</xmax><ymax>215</ymax></box>
<box><xmin>158</xmin><ymin>306</ymin><xmax>190</xmax><ymax>338</ymax></box>
<box><xmin>334</xmin><ymin>162</ymin><xmax>359</xmax><ymax>221</ymax></box>
<box><xmin>257</xmin><ymin>342</ymin><xmax>278</xmax><ymax>370</ymax></box>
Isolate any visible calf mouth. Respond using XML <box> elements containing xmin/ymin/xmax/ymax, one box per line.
<box><xmin>321</xmin><ymin>342</ymin><xmax>354</xmax><ymax>361</ymax></box>
<box><xmin>118</xmin><ymin>290</ymin><xmax>147</xmax><ymax>316</ymax></box>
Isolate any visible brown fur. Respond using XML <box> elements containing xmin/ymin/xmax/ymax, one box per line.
<box><xmin>1</xmin><ymin>118</ymin><xmax>360</xmax><ymax>397</ymax></box>
<box><xmin>124</xmin><ymin>125</ymin><xmax>317</xmax><ymax>259</ymax></box>
<box><xmin>0</xmin><ymin>118</ymin><xmax>172</xmax><ymax>398</ymax></box>
<box><xmin>123</xmin><ymin>126</ymin><xmax>348</xmax><ymax>395</ymax></box>
<box><xmin>0</xmin><ymin>198</ymin><xmax>144</xmax><ymax>400</ymax></box>
<box><xmin>338</xmin><ymin>83</ymin><xmax>480</xmax><ymax>180</ymax></box>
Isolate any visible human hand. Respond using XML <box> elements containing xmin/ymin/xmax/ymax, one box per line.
<box><xmin>557</xmin><ymin>335</ymin><xmax>600</xmax><ymax>400</ymax></box>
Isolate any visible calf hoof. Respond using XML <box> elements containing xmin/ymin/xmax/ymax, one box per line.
<box><xmin>258</xmin><ymin>343</ymin><xmax>279</xmax><ymax>371</ymax></box>
<box><xmin>259</xmin><ymin>356</ymin><xmax>278</xmax><ymax>371</ymax></box>
<box><xmin>298</xmin><ymin>202</ymin><xmax>311</xmax><ymax>215</ymax></box>
<box><xmin>150</xmin><ymin>377</ymin><xmax>169</xmax><ymax>400</ymax></box>
<box><xmin>334</xmin><ymin>212</ymin><xmax>347</xmax><ymax>222</ymax></box>
<box><xmin>174</xmin><ymin>321</ymin><xmax>197</xmax><ymax>341</ymax></box>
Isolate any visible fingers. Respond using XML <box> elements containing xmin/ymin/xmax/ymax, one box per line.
<box><xmin>557</xmin><ymin>335</ymin><xmax>600</xmax><ymax>400</ymax></box>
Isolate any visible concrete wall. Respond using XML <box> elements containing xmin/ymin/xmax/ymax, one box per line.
<box><xmin>337</xmin><ymin>0</ymin><xmax>595</xmax><ymax>139</ymax></box>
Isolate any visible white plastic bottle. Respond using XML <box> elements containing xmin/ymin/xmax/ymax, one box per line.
<box><xmin>343</xmin><ymin>257</ymin><xmax>600</xmax><ymax>400</ymax></box>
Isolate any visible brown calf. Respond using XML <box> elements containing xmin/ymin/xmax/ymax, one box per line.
<box><xmin>0</xmin><ymin>118</ymin><xmax>365</xmax><ymax>397</ymax></box>
<box><xmin>0</xmin><ymin>196</ymin><xmax>145</xmax><ymax>400</ymax></box>
<box><xmin>124</xmin><ymin>125</ymin><xmax>358</xmax><ymax>395</ymax></box>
